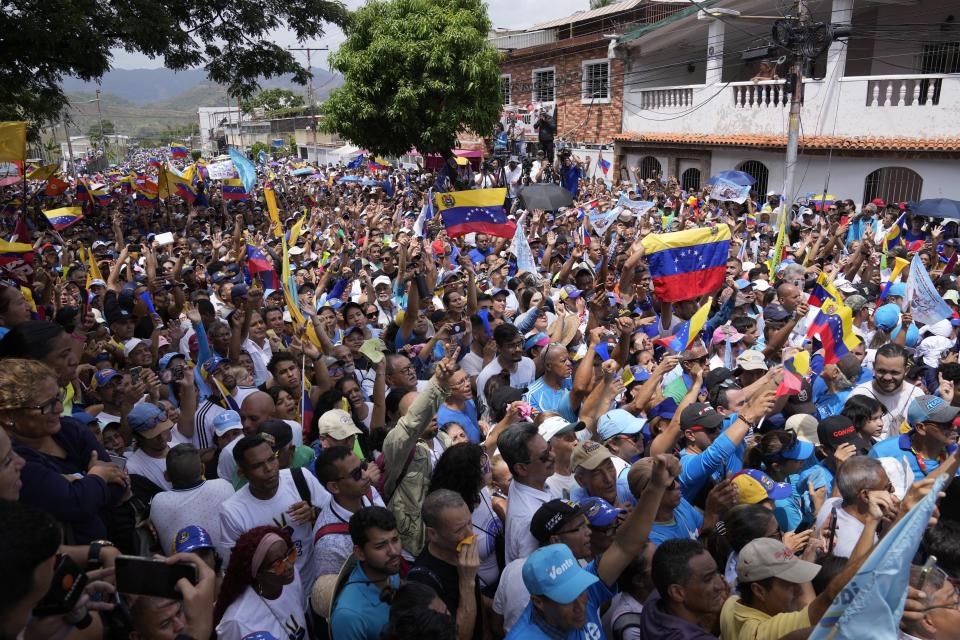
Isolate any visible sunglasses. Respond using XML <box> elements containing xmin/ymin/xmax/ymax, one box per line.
<box><xmin>366</xmin><ymin>311</ymin><xmax>379</xmax><ymax>319</ymax></box>
<box><xmin>535</xmin><ymin>442</ymin><xmax>553</xmax><ymax>464</ymax></box>
<box><xmin>340</xmin><ymin>461</ymin><xmax>368</xmax><ymax>482</ymax></box>
<box><xmin>266</xmin><ymin>547</ymin><xmax>298</xmax><ymax>575</ymax></box>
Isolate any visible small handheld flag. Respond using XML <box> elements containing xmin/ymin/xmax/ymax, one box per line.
<box><xmin>43</xmin><ymin>207</ymin><xmax>83</xmax><ymax>231</ymax></box>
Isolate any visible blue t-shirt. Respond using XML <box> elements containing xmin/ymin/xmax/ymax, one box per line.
<box><xmin>437</xmin><ymin>401</ymin><xmax>482</xmax><ymax>443</ymax></box>
<box><xmin>772</xmin><ymin>483</ymin><xmax>805</xmax><ymax>532</ymax></box>
<box><xmin>870</xmin><ymin>434</ymin><xmax>958</xmax><ymax>482</ymax></box>
<box><xmin>330</xmin><ymin>561</ymin><xmax>401</xmax><ymax>640</ymax></box>
<box><xmin>506</xmin><ymin>560</ymin><xmax>614</xmax><ymax>639</ymax></box>
<box><xmin>524</xmin><ymin>377</ymin><xmax>577</xmax><ymax>423</ymax></box>
<box><xmin>649</xmin><ymin>498</ymin><xmax>704</xmax><ymax>545</ymax></box>
<box><xmin>469</xmin><ymin>247</ymin><xmax>493</xmax><ymax>266</ymax></box>
<box><xmin>570</xmin><ymin>477</ymin><xmax>636</xmax><ymax>508</ymax></box>
<box><xmin>678</xmin><ymin>432</ymin><xmax>742</xmax><ymax>502</ymax></box>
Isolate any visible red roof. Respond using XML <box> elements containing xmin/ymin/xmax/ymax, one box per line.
<box><xmin>612</xmin><ymin>132</ymin><xmax>960</xmax><ymax>152</ymax></box>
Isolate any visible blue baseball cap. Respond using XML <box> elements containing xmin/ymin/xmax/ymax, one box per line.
<box><xmin>213</xmin><ymin>410</ymin><xmax>243</xmax><ymax>436</ymax></box>
<box><xmin>71</xmin><ymin>411</ymin><xmax>99</xmax><ymax>426</ymax></box>
<box><xmin>580</xmin><ymin>497</ymin><xmax>625</xmax><ymax>528</ymax></box>
<box><xmin>127</xmin><ymin>403</ymin><xmax>173</xmax><ymax>439</ymax></box>
<box><xmin>874</xmin><ymin>303</ymin><xmax>901</xmax><ymax>332</ymax></box>
<box><xmin>648</xmin><ymin>398</ymin><xmax>679</xmax><ymax>421</ymax></box>
<box><xmin>597</xmin><ymin>409</ymin><xmax>647</xmax><ymax>441</ymax></box>
<box><xmin>522</xmin><ymin>544</ymin><xmax>599</xmax><ymax>605</ymax></box>
<box><xmin>173</xmin><ymin>525</ymin><xmax>215</xmax><ymax>554</ymax></box>
<box><xmin>888</xmin><ymin>282</ymin><xmax>907</xmax><ymax>298</ymax></box>
<box><xmin>201</xmin><ymin>355</ymin><xmax>227</xmax><ymax>377</ymax></box>
<box><xmin>93</xmin><ymin>368</ymin><xmax>121</xmax><ymax>389</ymax></box>
<box><xmin>779</xmin><ymin>437</ymin><xmax>815</xmax><ymax>461</ymax></box>
<box><xmin>731</xmin><ymin>469</ymin><xmax>792</xmax><ymax>503</ymax></box>
<box><xmin>907</xmin><ymin>394</ymin><xmax>960</xmax><ymax>427</ymax></box>
<box><xmin>158</xmin><ymin>352</ymin><xmax>186</xmax><ymax>371</ymax></box>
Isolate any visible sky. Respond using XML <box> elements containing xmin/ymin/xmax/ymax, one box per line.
<box><xmin>109</xmin><ymin>0</ymin><xmax>588</xmax><ymax>69</ymax></box>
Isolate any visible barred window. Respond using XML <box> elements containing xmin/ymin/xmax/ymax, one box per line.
<box><xmin>500</xmin><ymin>75</ymin><xmax>511</xmax><ymax>105</ymax></box>
<box><xmin>533</xmin><ymin>68</ymin><xmax>555</xmax><ymax>103</ymax></box>
<box><xmin>582</xmin><ymin>60</ymin><xmax>610</xmax><ymax>101</ymax></box>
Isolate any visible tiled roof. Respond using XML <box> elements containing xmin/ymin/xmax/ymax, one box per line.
<box><xmin>612</xmin><ymin>132</ymin><xmax>960</xmax><ymax>152</ymax></box>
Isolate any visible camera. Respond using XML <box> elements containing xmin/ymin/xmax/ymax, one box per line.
<box><xmin>33</xmin><ymin>555</ymin><xmax>91</xmax><ymax>627</ymax></box>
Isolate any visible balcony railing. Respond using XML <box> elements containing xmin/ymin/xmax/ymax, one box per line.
<box><xmin>730</xmin><ymin>80</ymin><xmax>790</xmax><ymax>109</ymax></box>
<box><xmin>856</xmin><ymin>74</ymin><xmax>945</xmax><ymax>107</ymax></box>
<box><xmin>638</xmin><ymin>86</ymin><xmax>694</xmax><ymax>109</ymax></box>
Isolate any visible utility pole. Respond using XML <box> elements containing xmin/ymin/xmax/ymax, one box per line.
<box><xmin>63</xmin><ymin>116</ymin><xmax>76</xmax><ymax>181</ymax></box>
<box><xmin>778</xmin><ymin>0</ymin><xmax>809</xmax><ymax>230</ymax></box>
<box><xmin>288</xmin><ymin>46</ymin><xmax>329</xmax><ymax>162</ymax></box>
<box><xmin>94</xmin><ymin>89</ymin><xmax>108</xmax><ymax>161</ymax></box>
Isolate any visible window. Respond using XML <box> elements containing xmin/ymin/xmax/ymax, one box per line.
<box><xmin>736</xmin><ymin>160</ymin><xmax>769</xmax><ymax>197</ymax></box>
<box><xmin>582</xmin><ymin>60</ymin><xmax>610</xmax><ymax>103</ymax></box>
<box><xmin>500</xmin><ymin>75</ymin><xmax>512</xmax><ymax>106</ymax></box>
<box><xmin>639</xmin><ymin>156</ymin><xmax>662</xmax><ymax>181</ymax></box>
<box><xmin>533</xmin><ymin>68</ymin><xmax>555</xmax><ymax>103</ymax></box>
<box><xmin>681</xmin><ymin>168</ymin><xmax>701</xmax><ymax>193</ymax></box>
<box><xmin>863</xmin><ymin>167</ymin><xmax>923</xmax><ymax>206</ymax></box>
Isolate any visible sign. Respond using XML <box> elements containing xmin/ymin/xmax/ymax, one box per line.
<box><xmin>206</xmin><ymin>160</ymin><xmax>237</xmax><ymax>181</ymax></box>
<box><xmin>708</xmin><ymin>178</ymin><xmax>751</xmax><ymax>204</ymax></box>
<box><xmin>904</xmin><ymin>253</ymin><xmax>952</xmax><ymax>325</ymax></box>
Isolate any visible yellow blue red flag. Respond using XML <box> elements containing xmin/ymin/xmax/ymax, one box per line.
<box><xmin>641</xmin><ymin>225</ymin><xmax>731</xmax><ymax>302</ymax></box>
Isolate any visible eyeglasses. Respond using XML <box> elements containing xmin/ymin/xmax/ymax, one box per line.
<box><xmin>339</xmin><ymin>461</ymin><xmax>368</xmax><ymax>482</ymax></box>
<box><xmin>20</xmin><ymin>395</ymin><xmax>62</xmax><ymax>415</ymax></box>
<box><xmin>266</xmin><ymin>547</ymin><xmax>298</xmax><ymax>575</ymax></box>
<box><xmin>556</xmin><ymin>519</ymin><xmax>589</xmax><ymax>536</ymax></box>
<box><xmin>535</xmin><ymin>442</ymin><xmax>553</xmax><ymax>464</ymax></box>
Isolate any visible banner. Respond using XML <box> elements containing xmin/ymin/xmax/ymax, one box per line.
<box><xmin>709</xmin><ymin>177</ymin><xmax>751</xmax><ymax>204</ymax></box>
<box><xmin>617</xmin><ymin>194</ymin><xmax>655</xmax><ymax>213</ymax></box>
<box><xmin>206</xmin><ymin>160</ymin><xmax>237</xmax><ymax>181</ymax></box>
<box><xmin>588</xmin><ymin>208</ymin><xmax>621</xmax><ymax>236</ymax></box>
<box><xmin>510</xmin><ymin>212</ymin><xmax>538</xmax><ymax>275</ymax></box>
<box><xmin>904</xmin><ymin>253</ymin><xmax>952</xmax><ymax>324</ymax></box>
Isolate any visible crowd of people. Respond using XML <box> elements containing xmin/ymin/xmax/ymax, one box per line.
<box><xmin>1</xmin><ymin>143</ymin><xmax>960</xmax><ymax>640</ymax></box>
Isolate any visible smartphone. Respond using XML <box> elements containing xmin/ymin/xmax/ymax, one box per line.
<box><xmin>34</xmin><ymin>555</ymin><xmax>88</xmax><ymax>617</ymax></box>
<box><xmin>129</xmin><ymin>366</ymin><xmax>142</xmax><ymax>383</ymax></box>
<box><xmin>109</xmin><ymin>454</ymin><xmax>128</xmax><ymax>470</ymax></box>
<box><xmin>115</xmin><ymin>555</ymin><xmax>198</xmax><ymax>600</ymax></box>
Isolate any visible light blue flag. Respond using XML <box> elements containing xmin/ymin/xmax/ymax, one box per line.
<box><xmin>511</xmin><ymin>213</ymin><xmax>538</xmax><ymax>275</ymax></box>
<box><xmin>618</xmin><ymin>194</ymin><xmax>656</xmax><ymax>213</ymax></box>
<box><xmin>810</xmin><ymin>473</ymin><xmax>947</xmax><ymax>640</ymax></box>
<box><xmin>228</xmin><ymin>146</ymin><xmax>256</xmax><ymax>194</ymax></box>
<box><xmin>905</xmin><ymin>253</ymin><xmax>952</xmax><ymax>324</ymax></box>
<box><xmin>589</xmin><ymin>207</ymin><xmax>620</xmax><ymax>236</ymax></box>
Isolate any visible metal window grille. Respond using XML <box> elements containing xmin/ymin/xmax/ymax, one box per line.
<box><xmin>681</xmin><ymin>168</ymin><xmax>701</xmax><ymax>193</ymax></box>
<box><xmin>639</xmin><ymin>156</ymin><xmax>662</xmax><ymax>181</ymax></box>
<box><xmin>862</xmin><ymin>166</ymin><xmax>924</xmax><ymax>206</ymax></box>
<box><xmin>500</xmin><ymin>77</ymin><xmax>511</xmax><ymax>105</ymax></box>
<box><xmin>533</xmin><ymin>70</ymin><xmax>555</xmax><ymax>102</ymax></box>
<box><xmin>737</xmin><ymin>160</ymin><xmax>769</xmax><ymax>197</ymax></box>
<box><xmin>583</xmin><ymin>62</ymin><xmax>610</xmax><ymax>100</ymax></box>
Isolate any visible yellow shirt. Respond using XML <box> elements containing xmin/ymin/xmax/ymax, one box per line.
<box><xmin>719</xmin><ymin>596</ymin><xmax>811</xmax><ymax>640</ymax></box>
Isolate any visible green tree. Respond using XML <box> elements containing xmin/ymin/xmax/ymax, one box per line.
<box><xmin>241</xmin><ymin>89</ymin><xmax>306</xmax><ymax>114</ymax></box>
<box><xmin>0</xmin><ymin>0</ymin><xmax>348</xmax><ymax>126</ymax></box>
<box><xmin>250</xmin><ymin>141</ymin><xmax>269</xmax><ymax>158</ymax></box>
<box><xmin>321</xmin><ymin>0</ymin><xmax>502</xmax><ymax>162</ymax></box>
<box><xmin>87</xmin><ymin>119</ymin><xmax>116</xmax><ymax>147</ymax></box>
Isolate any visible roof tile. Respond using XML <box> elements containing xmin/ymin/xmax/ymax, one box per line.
<box><xmin>612</xmin><ymin>132</ymin><xmax>960</xmax><ymax>152</ymax></box>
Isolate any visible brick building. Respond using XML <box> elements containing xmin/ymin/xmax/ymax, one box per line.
<box><xmin>491</xmin><ymin>0</ymin><xmax>686</xmax><ymax>172</ymax></box>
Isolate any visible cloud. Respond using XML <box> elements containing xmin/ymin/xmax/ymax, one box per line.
<box><xmin>108</xmin><ymin>0</ymin><xmax>587</xmax><ymax>69</ymax></box>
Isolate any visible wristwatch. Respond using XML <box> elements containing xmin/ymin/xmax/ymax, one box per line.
<box><xmin>87</xmin><ymin>540</ymin><xmax>115</xmax><ymax>570</ymax></box>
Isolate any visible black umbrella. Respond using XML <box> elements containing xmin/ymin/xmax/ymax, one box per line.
<box><xmin>519</xmin><ymin>183</ymin><xmax>574</xmax><ymax>211</ymax></box>
<box><xmin>907</xmin><ymin>198</ymin><xmax>960</xmax><ymax>220</ymax></box>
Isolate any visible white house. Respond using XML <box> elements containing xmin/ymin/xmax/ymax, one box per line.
<box><xmin>611</xmin><ymin>0</ymin><xmax>960</xmax><ymax>206</ymax></box>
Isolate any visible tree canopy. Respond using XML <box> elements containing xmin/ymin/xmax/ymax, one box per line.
<box><xmin>241</xmin><ymin>89</ymin><xmax>306</xmax><ymax>115</ymax></box>
<box><xmin>0</xmin><ymin>0</ymin><xmax>348</xmax><ymax>125</ymax></box>
<box><xmin>321</xmin><ymin>0</ymin><xmax>503</xmax><ymax>158</ymax></box>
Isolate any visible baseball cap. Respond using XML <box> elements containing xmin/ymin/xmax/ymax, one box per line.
<box><xmin>874</xmin><ymin>303</ymin><xmax>901</xmax><ymax>331</ymax></box>
<box><xmin>316</xmin><ymin>409</ymin><xmax>362</xmax><ymax>440</ymax></box>
<box><xmin>93</xmin><ymin>368</ymin><xmax>121</xmax><ymax>389</ymax></box>
<box><xmin>703</xmin><ymin>367</ymin><xmax>736</xmax><ymax>392</ymax></box>
<box><xmin>763</xmin><ymin>304</ymin><xmax>792</xmax><ymax>322</ymax></box>
<box><xmin>522</xmin><ymin>544</ymin><xmax>599</xmax><ymax>604</ymax></box>
<box><xmin>597</xmin><ymin>409</ymin><xmax>647</xmax><ymax>441</ymax></box>
<box><xmin>123</xmin><ymin>338</ymin><xmax>146</xmax><ymax>357</ymax></box>
<box><xmin>559</xmin><ymin>284</ymin><xmax>582</xmax><ymax>301</ymax></box>
<box><xmin>732</xmin><ymin>469</ymin><xmax>793</xmax><ymax>503</ymax></box>
<box><xmin>230</xmin><ymin>283</ymin><xmax>249</xmax><ymax>300</ymax></box>
<box><xmin>529</xmin><ymin>500</ymin><xmax>587</xmax><ymax>544</ymax></box>
<box><xmin>944</xmin><ymin>289</ymin><xmax>960</xmax><ymax>304</ymax></box>
<box><xmin>538</xmin><ymin>416</ymin><xmax>585</xmax><ymax>442</ymax></box>
<box><xmin>173</xmin><ymin>525</ymin><xmax>215</xmax><ymax>554</ymax></box>
<box><xmin>752</xmin><ymin>279</ymin><xmax>771</xmax><ymax>293</ymax></box>
<box><xmin>737</xmin><ymin>538</ymin><xmax>820</xmax><ymax>584</ymax></box>
<box><xmin>817</xmin><ymin>415</ymin><xmax>871</xmax><ymax>454</ymax></box>
<box><xmin>158</xmin><ymin>352</ymin><xmax>186</xmax><ymax>371</ymax></box>
<box><xmin>261</xmin><ymin>421</ymin><xmax>294</xmax><ymax>450</ymax></box>
<box><xmin>71</xmin><ymin>411</ymin><xmax>99</xmax><ymax>426</ymax></box>
<box><xmin>648</xmin><ymin>398</ymin><xmax>679</xmax><ymax>422</ymax></box>
<box><xmin>888</xmin><ymin>282</ymin><xmax>907</xmax><ymax>298</ymax></box>
<box><xmin>735</xmin><ymin>279</ymin><xmax>755</xmax><ymax>290</ymax></box>
<box><xmin>570</xmin><ymin>440</ymin><xmax>612</xmax><ymax>471</ymax></box>
<box><xmin>89</xmin><ymin>279</ymin><xmax>107</xmax><ymax>288</ymax></box>
<box><xmin>679</xmin><ymin>403</ymin><xmax>723</xmax><ymax>431</ymax></box>
<box><xmin>580</xmin><ymin>497</ymin><xmax>624</xmax><ymax>528</ymax></box>
<box><xmin>844</xmin><ymin>294</ymin><xmax>868</xmax><ymax>314</ymax></box>
<box><xmin>373</xmin><ymin>275</ymin><xmax>392</xmax><ymax>289</ymax></box>
<box><xmin>777</xmin><ymin>433</ymin><xmax>815</xmax><ymax>461</ymax></box>
<box><xmin>523</xmin><ymin>331</ymin><xmax>551</xmax><ymax>351</ymax></box>
<box><xmin>213</xmin><ymin>410</ymin><xmax>242</xmax><ymax>437</ymax></box>
<box><xmin>127</xmin><ymin>403</ymin><xmax>174</xmax><ymax>439</ymax></box>
<box><xmin>201</xmin><ymin>355</ymin><xmax>227</xmax><ymax>377</ymax></box>
<box><xmin>787</xmin><ymin>414</ymin><xmax>820</xmax><ymax>444</ymax></box>
<box><xmin>712</xmin><ymin>325</ymin><xmax>745</xmax><ymax>344</ymax></box>
<box><xmin>907</xmin><ymin>394</ymin><xmax>960</xmax><ymax>427</ymax></box>
<box><xmin>735</xmin><ymin>350</ymin><xmax>768</xmax><ymax>372</ymax></box>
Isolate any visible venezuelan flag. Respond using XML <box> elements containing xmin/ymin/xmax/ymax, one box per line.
<box><xmin>43</xmin><ymin>207</ymin><xmax>83</xmax><ymax>230</ymax></box>
<box><xmin>368</xmin><ymin>157</ymin><xmax>388</xmax><ymax>171</ymax></box>
<box><xmin>170</xmin><ymin>144</ymin><xmax>189</xmax><ymax>158</ymax></box>
<box><xmin>884</xmin><ymin>213</ymin><xmax>907</xmax><ymax>247</ymax></box>
<box><xmin>434</xmin><ymin>188</ymin><xmax>515</xmax><ymax>239</ymax></box>
<box><xmin>641</xmin><ymin>225</ymin><xmax>731</xmax><ymax>303</ymax></box>
<box><xmin>27</xmin><ymin>164</ymin><xmax>59</xmax><ymax>181</ymax></box>
<box><xmin>222</xmin><ymin>178</ymin><xmax>250</xmax><ymax>201</ymax></box>
<box><xmin>776</xmin><ymin>350</ymin><xmax>811</xmax><ymax>396</ymax></box>
<box><xmin>808</xmin><ymin>271</ymin><xmax>841</xmax><ymax>308</ymax></box>
<box><xmin>654</xmin><ymin>297</ymin><xmax>712</xmax><ymax>352</ymax></box>
<box><xmin>75</xmin><ymin>181</ymin><xmax>91</xmax><ymax>202</ymax></box>
<box><xmin>746</xmin><ymin>211</ymin><xmax>757</xmax><ymax>227</ymax></box>
<box><xmin>93</xmin><ymin>189</ymin><xmax>113</xmax><ymax>206</ymax></box>
<box><xmin>246</xmin><ymin>244</ymin><xmax>277</xmax><ymax>288</ymax></box>
<box><xmin>135</xmin><ymin>191</ymin><xmax>158</xmax><ymax>208</ymax></box>
<box><xmin>806</xmin><ymin>304</ymin><xmax>859</xmax><ymax>364</ymax></box>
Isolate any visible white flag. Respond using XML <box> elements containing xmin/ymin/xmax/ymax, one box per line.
<box><xmin>905</xmin><ymin>254</ymin><xmax>952</xmax><ymax>324</ymax></box>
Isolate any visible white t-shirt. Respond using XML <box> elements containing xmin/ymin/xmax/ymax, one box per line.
<box><xmin>493</xmin><ymin>558</ymin><xmax>529</xmax><ymax>632</ymax></box>
<box><xmin>504</xmin><ymin>480</ymin><xmax>551</xmax><ymax>564</ymax></box>
<box><xmin>219</xmin><ymin>469</ymin><xmax>330</xmax><ymax>595</ymax></box>
<box><xmin>848</xmin><ymin>381</ymin><xmax>924</xmax><ymax>438</ymax></box>
<box><xmin>461</xmin><ymin>351</ymin><xmax>485</xmax><ymax>378</ymax></box>
<box><xmin>602</xmin><ymin>592</ymin><xmax>645</xmax><ymax>640</ymax></box>
<box><xmin>217</xmin><ymin>437</ymin><xmax>241</xmax><ymax>485</ymax></box>
<box><xmin>215</xmin><ymin>572</ymin><xmax>307</xmax><ymax>640</ymax></box>
<box><xmin>545</xmin><ymin>472</ymin><xmax>578</xmax><ymax>500</ymax></box>
<box><xmin>476</xmin><ymin>357</ymin><xmax>536</xmax><ymax>407</ymax></box>
<box><xmin>151</xmin><ymin>479</ymin><xmax>236</xmax><ymax>556</ymax></box>
<box><xmin>193</xmin><ymin>400</ymin><xmax>229</xmax><ymax>450</ymax></box>
<box><xmin>474</xmin><ymin>487</ymin><xmax>504</xmax><ymax>590</ymax></box>
<box><xmin>814</xmin><ymin>496</ymin><xmax>877</xmax><ymax>558</ymax></box>
<box><xmin>312</xmin><ymin>491</ymin><xmax>384</xmax><ymax>577</ymax></box>
<box><xmin>124</xmin><ymin>448</ymin><xmax>172</xmax><ymax>491</ymax></box>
